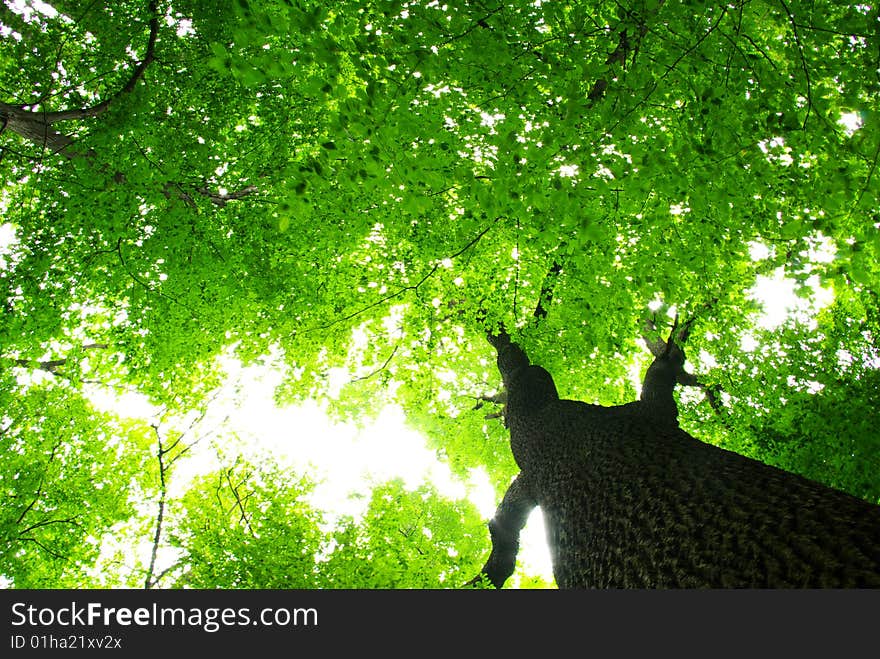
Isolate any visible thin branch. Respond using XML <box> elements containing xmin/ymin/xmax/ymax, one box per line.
<box><xmin>350</xmin><ymin>343</ymin><xmax>400</xmax><ymax>383</ymax></box>
<box><xmin>161</xmin><ymin>401</ymin><xmax>213</xmax><ymax>462</ymax></box>
<box><xmin>791</xmin><ymin>21</ymin><xmax>873</xmax><ymax>39</ymax></box>
<box><xmin>660</xmin><ymin>6</ymin><xmax>728</xmax><ymax>83</ymax></box>
<box><xmin>14</xmin><ymin>494</ymin><xmax>44</xmax><ymax>527</ymax></box>
<box><xmin>588</xmin><ymin>1</ymin><xmax>667</xmax><ymax>104</ymax></box>
<box><xmin>469</xmin><ymin>391</ymin><xmax>508</xmax><ymax>409</ymax></box>
<box><xmin>469</xmin><ymin>390</ymin><xmax>508</xmax><ymax>421</ymax></box>
<box><xmin>311</xmin><ymin>216</ymin><xmax>502</xmax><ymax>333</ymax></box>
<box><xmin>19</xmin><ymin>537</ymin><xmax>67</xmax><ymax>561</ymax></box>
<box><xmin>145</xmin><ymin>423</ymin><xmax>167</xmax><ymax>590</ymax></box>
<box><xmin>225</xmin><ymin>468</ymin><xmax>255</xmax><ymax>537</ymax></box>
<box><xmin>778</xmin><ymin>0</ymin><xmax>812</xmax><ymax>129</ymax></box>
<box><xmin>854</xmin><ymin>137</ymin><xmax>880</xmax><ymax>212</ymax></box>
<box><xmin>195</xmin><ymin>184</ymin><xmax>260</xmax><ymax>206</ymax></box>
<box><xmin>18</xmin><ymin>516</ymin><xmax>81</xmax><ymax>536</ymax></box>
<box><xmin>512</xmin><ymin>217</ymin><xmax>521</xmax><ymax>319</ymax></box>
<box><xmin>9</xmin><ymin>343</ymin><xmax>110</xmax><ymax>374</ymax></box>
<box><xmin>601</xmin><ymin>6</ymin><xmax>729</xmax><ymax>138</ymax></box>
<box><xmin>13</xmin><ymin>357</ymin><xmax>67</xmax><ymax>373</ymax></box>
<box><xmin>144</xmin><ymin>501</ymin><xmax>166</xmax><ymax>588</ymax></box>
<box><xmin>39</xmin><ymin>0</ymin><xmax>159</xmax><ymax>123</ymax></box>
<box><xmin>440</xmin><ymin>7</ymin><xmax>504</xmax><ymax>46</ymax></box>
<box><xmin>740</xmin><ymin>32</ymin><xmax>781</xmax><ymax>73</ymax></box>
<box><xmin>150</xmin><ymin>561</ymin><xmax>183</xmax><ymax>587</ymax></box>
<box><xmin>116</xmin><ymin>235</ymin><xmax>196</xmax><ymax>316</ymax></box>
<box><xmin>15</xmin><ymin>440</ymin><xmax>61</xmax><ymax>525</ymax></box>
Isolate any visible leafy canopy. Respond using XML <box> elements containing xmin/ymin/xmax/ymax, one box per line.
<box><xmin>1</xmin><ymin>0</ymin><xmax>878</xmax><ymax>587</ymax></box>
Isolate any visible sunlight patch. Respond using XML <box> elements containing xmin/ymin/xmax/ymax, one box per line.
<box><xmin>838</xmin><ymin>111</ymin><xmax>863</xmax><ymax>136</ymax></box>
<box><xmin>749</xmin><ymin>267</ymin><xmax>834</xmax><ymax>330</ymax></box>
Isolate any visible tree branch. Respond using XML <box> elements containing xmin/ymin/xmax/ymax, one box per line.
<box><xmin>440</xmin><ymin>6</ymin><xmax>504</xmax><ymax>47</ymax></box>
<box><xmin>466</xmin><ymin>474</ymin><xmax>537</xmax><ymax>588</ymax></box>
<box><xmin>225</xmin><ymin>468</ymin><xmax>256</xmax><ymax>537</ymax></box>
<box><xmin>0</xmin><ymin>0</ymin><xmax>159</xmax><ymax>155</ymax></box>
<box><xmin>18</xmin><ymin>516</ymin><xmax>81</xmax><ymax>536</ymax></box>
<box><xmin>145</xmin><ymin>423</ymin><xmax>167</xmax><ymax>590</ymax></box>
<box><xmin>777</xmin><ymin>0</ymin><xmax>812</xmax><ymax>129</ymax></box>
<box><xmin>19</xmin><ymin>537</ymin><xmax>68</xmax><ymax>561</ymax></box>
<box><xmin>639</xmin><ymin>315</ymin><xmax>691</xmax><ymax>423</ymax></box>
<box><xmin>15</xmin><ymin>440</ymin><xmax>61</xmax><ymax>525</ymax></box>
<box><xmin>149</xmin><ymin>561</ymin><xmax>183</xmax><ymax>588</ymax></box>
<box><xmin>641</xmin><ymin>315</ymin><xmax>727</xmax><ymax>416</ymax></box>
<box><xmin>9</xmin><ymin>343</ymin><xmax>110</xmax><ymax>374</ymax></box>
<box><xmin>350</xmin><ymin>343</ymin><xmax>400</xmax><ymax>383</ymax></box>
<box><xmin>195</xmin><ymin>184</ymin><xmax>260</xmax><ymax>206</ymax></box>
<box><xmin>533</xmin><ymin>261</ymin><xmax>562</xmax><ymax>321</ymax></box>
<box><xmin>314</xmin><ymin>216</ymin><xmax>502</xmax><ymax>333</ymax></box>
<box><xmin>587</xmin><ymin>1</ymin><xmax>666</xmax><ymax>104</ymax></box>
<box><xmin>40</xmin><ymin>0</ymin><xmax>159</xmax><ymax>122</ymax></box>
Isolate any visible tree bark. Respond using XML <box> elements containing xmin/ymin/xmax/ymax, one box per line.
<box><xmin>467</xmin><ymin>474</ymin><xmax>536</xmax><ymax>588</ymax></box>
<box><xmin>0</xmin><ymin>104</ymin><xmax>76</xmax><ymax>155</ymax></box>
<box><xmin>473</xmin><ymin>330</ymin><xmax>880</xmax><ymax>588</ymax></box>
<box><xmin>0</xmin><ymin>0</ymin><xmax>158</xmax><ymax>158</ymax></box>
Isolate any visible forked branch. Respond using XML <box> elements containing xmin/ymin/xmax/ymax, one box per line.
<box><xmin>641</xmin><ymin>314</ymin><xmax>725</xmax><ymax>415</ymax></box>
<box><xmin>0</xmin><ymin>0</ymin><xmax>159</xmax><ymax>157</ymax></box>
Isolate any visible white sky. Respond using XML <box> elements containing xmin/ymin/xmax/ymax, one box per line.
<box><xmin>87</xmin><ymin>358</ymin><xmax>556</xmax><ymax>583</ymax></box>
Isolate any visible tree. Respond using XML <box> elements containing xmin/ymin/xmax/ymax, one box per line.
<box><xmin>318</xmin><ymin>479</ymin><xmax>490</xmax><ymax>588</ymax></box>
<box><xmin>168</xmin><ymin>460</ymin><xmax>328</xmax><ymax>589</ymax></box>
<box><xmin>1</xmin><ymin>0</ymin><xmax>878</xmax><ymax>587</ymax></box>
<box><xmin>470</xmin><ymin>324</ymin><xmax>880</xmax><ymax>588</ymax></box>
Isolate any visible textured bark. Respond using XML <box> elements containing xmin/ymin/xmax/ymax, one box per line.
<box><xmin>0</xmin><ymin>104</ymin><xmax>76</xmax><ymax>155</ymax></box>
<box><xmin>474</xmin><ymin>330</ymin><xmax>880</xmax><ymax>588</ymax></box>
<box><xmin>467</xmin><ymin>474</ymin><xmax>536</xmax><ymax>589</ymax></box>
<box><xmin>0</xmin><ymin>0</ymin><xmax>158</xmax><ymax>158</ymax></box>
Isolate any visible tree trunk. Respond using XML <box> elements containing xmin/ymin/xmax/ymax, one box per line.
<box><xmin>0</xmin><ymin>0</ymin><xmax>159</xmax><ymax>158</ymax></box>
<box><xmin>474</xmin><ymin>331</ymin><xmax>880</xmax><ymax>588</ymax></box>
<box><xmin>0</xmin><ymin>103</ymin><xmax>76</xmax><ymax>155</ymax></box>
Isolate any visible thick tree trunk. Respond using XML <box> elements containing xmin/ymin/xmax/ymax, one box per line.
<box><xmin>474</xmin><ymin>331</ymin><xmax>880</xmax><ymax>588</ymax></box>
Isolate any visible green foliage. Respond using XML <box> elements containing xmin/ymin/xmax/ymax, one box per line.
<box><xmin>169</xmin><ymin>461</ymin><xmax>326</xmax><ymax>588</ymax></box>
<box><xmin>1</xmin><ymin>0</ymin><xmax>878</xmax><ymax>586</ymax></box>
<box><xmin>320</xmin><ymin>479</ymin><xmax>488</xmax><ymax>588</ymax></box>
<box><xmin>167</xmin><ymin>463</ymin><xmax>489</xmax><ymax>589</ymax></box>
<box><xmin>0</xmin><ymin>375</ymin><xmax>153</xmax><ymax>587</ymax></box>
<box><xmin>683</xmin><ymin>289</ymin><xmax>880</xmax><ymax>503</ymax></box>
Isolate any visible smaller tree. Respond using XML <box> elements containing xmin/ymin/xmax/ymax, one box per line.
<box><xmin>0</xmin><ymin>376</ymin><xmax>153</xmax><ymax>587</ymax></box>
<box><xmin>320</xmin><ymin>479</ymin><xmax>488</xmax><ymax>588</ymax></box>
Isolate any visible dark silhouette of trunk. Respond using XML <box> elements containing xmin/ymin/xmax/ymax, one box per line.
<box><xmin>472</xmin><ymin>329</ymin><xmax>880</xmax><ymax>588</ymax></box>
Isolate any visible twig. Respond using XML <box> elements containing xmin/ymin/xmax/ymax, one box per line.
<box><xmin>778</xmin><ymin>0</ymin><xmax>812</xmax><ymax>129</ymax></box>
<box><xmin>145</xmin><ymin>423</ymin><xmax>167</xmax><ymax>589</ymax></box>
<box><xmin>350</xmin><ymin>344</ymin><xmax>400</xmax><ymax>383</ymax></box>
<box><xmin>312</xmin><ymin>216</ymin><xmax>503</xmax><ymax>332</ymax></box>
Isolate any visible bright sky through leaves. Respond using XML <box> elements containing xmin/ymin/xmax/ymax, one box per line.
<box><xmin>1</xmin><ymin>0</ymin><xmax>878</xmax><ymax>588</ymax></box>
